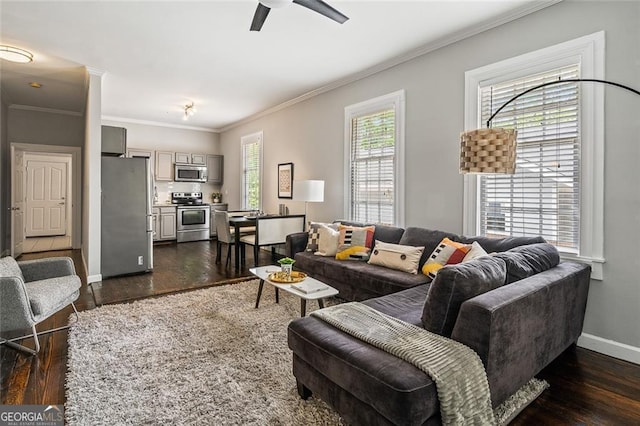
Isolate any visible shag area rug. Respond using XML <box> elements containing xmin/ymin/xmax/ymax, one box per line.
<box><xmin>66</xmin><ymin>279</ymin><xmax>547</xmax><ymax>425</ymax></box>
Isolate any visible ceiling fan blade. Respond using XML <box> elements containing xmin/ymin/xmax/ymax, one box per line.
<box><xmin>250</xmin><ymin>3</ymin><xmax>271</xmax><ymax>31</ymax></box>
<box><xmin>292</xmin><ymin>0</ymin><xmax>349</xmax><ymax>24</ymax></box>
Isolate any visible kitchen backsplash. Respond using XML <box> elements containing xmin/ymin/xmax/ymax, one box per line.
<box><xmin>155</xmin><ymin>181</ymin><xmax>221</xmax><ymax>204</ymax></box>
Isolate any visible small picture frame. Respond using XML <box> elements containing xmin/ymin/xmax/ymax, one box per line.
<box><xmin>278</xmin><ymin>162</ymin><xmax>294</xmax><ymax>199</ymax></box>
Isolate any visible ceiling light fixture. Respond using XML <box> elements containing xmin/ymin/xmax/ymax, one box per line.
<box><xmin>0</xmin><ymin>45</ymin><xmax>34</xmax><ymax>63</ymax></box>
<box><xmin>183</xmin><ymin>103</ymin><xmax>196</xmax><ymax>121</ymax></box>
<box><xmin>29</xmin><ymin>82</ymin><xmax>42</xmax><ymax>89</ymax></box>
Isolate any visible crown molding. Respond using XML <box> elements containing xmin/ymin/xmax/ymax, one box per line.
<box><xmin>219</xmin><ymin>0</ymin><xmax>561</xmax><ymax>133</ymax></box>
<box><xmin>9</xmin><ymin>104</ymin><xmax>83</xmax><ymax>117</ymax></box>
<box><xmin>102</xmin><ymin>115</ymin><xmax>220</xmax><ymax>133</ymax></box>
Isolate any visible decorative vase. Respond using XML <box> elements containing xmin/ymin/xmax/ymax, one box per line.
<box><xmin>281</xmin><ymin>263</ymin><xmax>293</xmax><ymax>276</ymax></box>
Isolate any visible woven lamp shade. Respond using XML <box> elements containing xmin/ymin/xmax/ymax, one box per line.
<box><xmin>460</xmin><ymin>128</ymin><xmax>517</xmax><ymax>174</ymax></box>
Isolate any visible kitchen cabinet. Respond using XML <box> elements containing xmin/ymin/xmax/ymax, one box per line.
<box><xmin>155</xmin><ymin>151</ymin><xmax>174</xmax><ymax>181</ymax></box>
<box><xmin>207</xmin><ymin>154</ymin><xmax>224</xmax><ymax>184</ymax></box>
<box><xmin>176</xmin><ymin>152</ymin><xmax>206</xmax><ymax>165</ymax></box>
<box><xmin>175</xmin><ymin>152</ymin><xmax>190</xmax><ymax>164</ymax></box>
<box><xmin>127</xmin><ymin>148</ymin><xmax>154</xmax><ymax>174</ymax></box>
<box><xmin>191</xmin><ymin>153</ymin><xmax>206</xmax><ymax>165</ymax></box>
<box><xmin>101</xmin><ymin>125</ymin><xmax>127</xmax><ymax>155</ymax></box>
<box><xmin>152</xmin><ymin>206</ymin><xmax>177</xmax><ymax>241</ymax></box>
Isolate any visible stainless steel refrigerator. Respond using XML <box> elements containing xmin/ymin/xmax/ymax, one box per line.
<box><xmin>101</xmin><ymin>156</ymin><xmax>153</xmax><ymax>278</ymax></box>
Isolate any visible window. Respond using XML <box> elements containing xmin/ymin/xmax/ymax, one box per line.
<box><xmin>344</xmin><ymin>90</ymin><xmax>405</xmax><ymax>226</ymax></box>
<box><xmin>463</xmin><ymin>32</ymin><xmax>605</xmax><ymax>278</ymax></box>
<box><xmin>241</xmin><ymin>131</ymin><xmax>262</xmax><ymax>210</ymax></box>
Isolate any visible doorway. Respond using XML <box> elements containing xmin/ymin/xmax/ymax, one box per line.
<box><xmin>11</xmin><ymin>144</ymin><xmax>81</xmax><ymax>257</ymax></box>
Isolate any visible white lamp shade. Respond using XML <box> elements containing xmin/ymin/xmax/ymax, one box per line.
<box><xmin>293</xmin><ymin>180</ymin><xmax>324</xmax><ymax>202</ymax></box>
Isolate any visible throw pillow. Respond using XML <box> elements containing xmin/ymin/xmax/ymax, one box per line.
<box><xmin>367</xmin><ymin>241</ymin><xmax>425</xmax><ymax>274</ymax></box>
<box><xmin>421</xmin><ymin>238</ymin><xmax>471</xmax><ymax>280</ymax></box>
<box><xmin>0</xmin><ymin>257</ymin><xmax>24</xmax><ymax>281</ymax></box>
<box><xmin>305</xmin><ymin>222</ymin><xmax>340</xmax><ymax>252</ymax></box>
<box><xmin>314</xmin><ymin>224</ymin><xmax>341</xmax><ymax>257</ymax></box>
<box><xmin>462</xmin><ymin>241</ymin><xmax>488</xmax><ymax>262</ymax></box>
<box><xmin>335</xmin><ymin>225</ymin><xmax>375</xmax><ymax>261</ymax></box>
<box><xmin>422</xmin><ymin>256</ymin><xmax>507</xmax><ymax>337</ymax></box>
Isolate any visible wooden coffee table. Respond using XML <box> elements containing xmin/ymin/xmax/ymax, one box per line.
<box><xmin>250</xmin><ymin>265</ymin><xmax>339</xmax><ymax>317</ymax></box>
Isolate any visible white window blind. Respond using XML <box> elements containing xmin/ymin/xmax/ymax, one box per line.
<box><xmin>241</xmin><ymin>135</ymin><xmax>262</xmax><ymax>210</ymax></box>
<box><xmin>349</xmin><ymin>108</ymin><xmax>395</xmax><ymax>224</ymax></box>
<box><xmin>479</xmin><ymin>65</ymin><xmax>581</xmax><ymax>253</ymax></box>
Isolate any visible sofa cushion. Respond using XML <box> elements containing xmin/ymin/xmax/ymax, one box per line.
<box><xmin>421</xmin><ymin>238</ymin><xmax>471</xmax><ymax>279</ymax></box>
<box><xmin>492</xmin><ymin>243</ymin><xmax>560</xmax><ymax>284</ymax></box>
<box><xmin>368</xmin><ymin>241</ymin><xmax>424</xmax><ymax>274</ymax></box>
<box><xmin>0</xmin><ymin>257</ymin><xmax>24</xmax><ymax>281</ymax></box>
<box><xmin>460</xmin><ymin>235</ymin><xmax>546</xmax><ymax>253</ymax></box>
<box><xmin>288</xmin><ymin>285</ymin><xmax>440</xmax><ymax>425</ymax></box>
<box><xmin>399</xmin><ymin>227</ymin><xmax>463</xmax><ymax>269</ymax></box>
<box><xmin>294</xmin><ymin>252</ymin><xmax>429</xmax><ymax>301</ymax></box>
<box><xmin>422</xmin><ymin>256</ymin><xmax>507</xmax><ymax>337</ymax></box>
<box><xmin>335</xmin><ymin>225</ymin><xmax>375</xmax><ymax>261</ymax></box>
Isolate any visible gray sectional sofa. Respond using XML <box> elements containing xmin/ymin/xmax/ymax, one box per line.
<box><xmin>286</xmin><ymin>223</ymin><xmax>591</xmax><ymax>425</ymax></box>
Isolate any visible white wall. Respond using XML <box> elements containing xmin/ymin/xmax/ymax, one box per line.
<box><xmin>101</xmin><ymin>120</ymin><xmax>222</xmax><ymax>204</ymax></box>
<box><xmin>220</xmin><ymin>1</ymin><xmax>640</xmax><ymax>362</ymax></box>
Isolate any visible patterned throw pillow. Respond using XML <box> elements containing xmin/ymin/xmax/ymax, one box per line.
<box><xmin>422</xmin><ymin>238</ymin><xmax>471</xmax><ymax>279</ymax></box>
<box><xmin>335</xmin><ymin>225</ymin><xmax>375</xmax><ymax>261</ymax></box>
<box><xmin>306</xmin><ymin>222</ymin><xmax>340</xmax><ymax>252</ymax></box>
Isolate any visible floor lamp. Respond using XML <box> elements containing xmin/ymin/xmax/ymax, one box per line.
<box><xmin>293</xmin><ymin>180</ymin><xmax>325</xmax><ymax>222</ymax></box>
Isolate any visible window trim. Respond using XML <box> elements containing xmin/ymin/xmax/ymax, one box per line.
<box><xmin>240</xmin><ymin>131</ymin><xmax>263</xmax><ymax>210</ymax></box>
<box><xmin>463</xmin><ymin>32</ymin><xmax>605</xmax><ymax>279</ymax></box>
<box><xmin>343</xmin><ymin>90</ymin><xmax>406</xmax><ymax>226</ymax></box>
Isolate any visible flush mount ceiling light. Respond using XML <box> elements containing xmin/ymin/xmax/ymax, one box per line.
<box><xmin>0</xmin><ymin>45</ymin><xmax>34</xmax><ymax>63</ymax></box>
<box><xmin>183</xmin><ymin>103</ymin><xmax>196</xmax><ymax>121</ymax></box>
<box><xmin>29</xmin><ymin>82</ymin><xmax>42</xmax><ymax>88</ymax></box>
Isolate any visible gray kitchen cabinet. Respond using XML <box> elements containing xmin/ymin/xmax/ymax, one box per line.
<box><xmin>153</xmin><ymin>206</ymin><xmax>177</xmax><ymax>241</ymax></box>
<box><xmin>101</xmin><ymin>125</ymin><xmax>127</xmax><ymax>155</ymax></box>
<box><xmin>207</xmin><ymin>154</ymin><xmax>224</xmax><ymax>184</ymax></box>
<box><xmin>155</xmin><ymin>151</ymin><xmax>174</xmax><ymax>181</ymax></box>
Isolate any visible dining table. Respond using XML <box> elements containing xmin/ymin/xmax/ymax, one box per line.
<box><xmin>228</xmin><ymin>215</ymin><xmax>258</xmax><ymax>270</ymax></box>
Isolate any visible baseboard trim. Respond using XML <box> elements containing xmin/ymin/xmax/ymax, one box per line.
<box><xmin>87</xmin><ymin>274</ymin><xmax>102</xmax><ymax>284</ymax></box>
<box><xmin>578</xmin><ymin>333</ymin><xmax>640</xmax><ymax>365</ymax></box>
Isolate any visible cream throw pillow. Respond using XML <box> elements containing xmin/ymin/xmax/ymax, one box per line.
<box><xmin>462</xmin><ymin>241</ymin><xmax>488</xmax><ymax>262</ymax></box>
<box><xmin>314</xmin><ymin>224</ymin><xmax>340</xmax><ymax>256</ymax></box>
<box><xmin>367</xmin><ymin>240</ymin><xmax>424</xmax><ymax>274</ymax></box>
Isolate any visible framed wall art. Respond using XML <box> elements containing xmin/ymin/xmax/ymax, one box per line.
<box><xmin>278</xmin><ymin>162</ymin><xmax>294</xmax><ymax>199</ymax></box>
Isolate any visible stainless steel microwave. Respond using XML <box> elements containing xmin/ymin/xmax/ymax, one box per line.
<box><xmin>174</xmin><ymin>163</ymin><xmax>208</xmax><ymax>182</ymax></box>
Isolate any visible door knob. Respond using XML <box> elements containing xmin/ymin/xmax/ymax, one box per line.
<box><xmin>59</xmin><ymin>202</ymin><xmax>65</xmax><ymax>205</ymax></box>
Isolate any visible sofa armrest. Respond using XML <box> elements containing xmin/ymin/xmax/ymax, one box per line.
<box><xmin>451</xmin><ymin>261</ymin><xmax>590</xmax><ymax>406</ymax></box>
<box><xmin>286</xmin><ymin>232</ymin><xmax>309</xmax><ymax>258</ymax></box>
<box><xmin>0</xmin><ymin>277</ymin><xmax>36</xmax><ymax>331</ymax></box>
<box><xmin>19</xmin><ymin>257</ymin><xmax>77</xmax><ymax>282</ymax></box>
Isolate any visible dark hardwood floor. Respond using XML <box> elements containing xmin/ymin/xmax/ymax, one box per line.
<box><xmin>2</xmin><ymin>240</ymin><xmax>639</xmax><ymax>424</ymax></box>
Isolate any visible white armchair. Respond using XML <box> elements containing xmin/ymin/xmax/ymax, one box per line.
<box><xmin>0</xmin><ymin>256</ymin><xmax>81</xmax><ymax>355</ymax></box>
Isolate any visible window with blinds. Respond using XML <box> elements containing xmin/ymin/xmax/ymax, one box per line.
<box><xmin>349</xmin><ymin>108</ymin><xmax>396</xmax><ymax>224</ymax></box>
<box><xmin>478</xmin><ymin>65</ymin><xmax>581</xmax><ymax>253</ymax></box>
<box><xmin>241</xmin><ymin>134</ymin><xmax>262</xmax><ymax>210</ymax></box>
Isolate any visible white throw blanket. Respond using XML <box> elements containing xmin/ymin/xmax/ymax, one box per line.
<box><xmin>311</xmin><ymin>302</ymin><xmax>496</xmax><ymax>426</ymax></box>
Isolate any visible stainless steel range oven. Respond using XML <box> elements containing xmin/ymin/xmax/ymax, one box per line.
<box><xmin>172</xmin><ymin>192</ymin><xmax>211</xmax><ymax>242</ymax></box>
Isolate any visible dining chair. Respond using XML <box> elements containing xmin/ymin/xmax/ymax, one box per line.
<box><xmin>215</xmin><ymin>211</ymin><xmax>244</xmax><ymax>266</ymax></box>
<box><xmin>240</xmin><ymin>214</ymin><xmax>306</xmax><ymax>266</ymax></box>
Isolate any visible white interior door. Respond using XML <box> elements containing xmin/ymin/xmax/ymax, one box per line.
<box><xmin>25</xmin><ymin>160</ymin><xmax>67</xmax><ymax>237</ymax></box>
<box><xmin>11</xmin><ymin>149</ymin><xmax>25</xmax><ymax>257</ymax></box>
